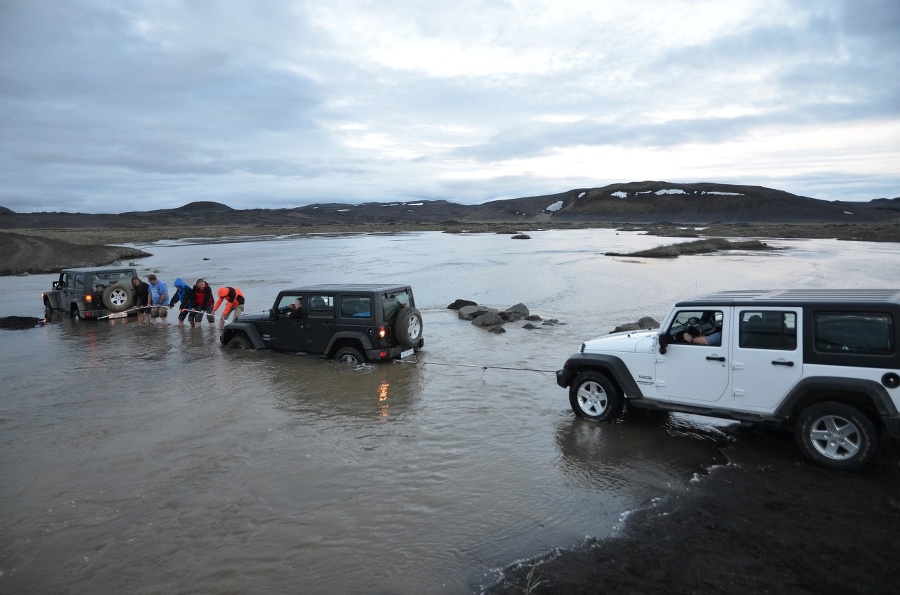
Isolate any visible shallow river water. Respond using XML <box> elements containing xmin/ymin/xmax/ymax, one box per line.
<box><xmin>1</xmin><ymin>229</ymin><xmax>897</xmax><ymax>593</ymax></box>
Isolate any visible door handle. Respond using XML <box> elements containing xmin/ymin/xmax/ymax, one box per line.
<box><xmin>772</xmin><ymin>360</ymin><xmax>795</xmax><ymax>367</ymax></box>
<box><xmin>706</xmin><ymin>356</ymin><xmax>726</xmax><ymax>362</ymax></box>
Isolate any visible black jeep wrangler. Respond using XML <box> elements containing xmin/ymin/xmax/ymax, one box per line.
<box><xmin>220</xmin><ymin>284</ymin><xmax>424</xmax><ymax>363</ymax></box>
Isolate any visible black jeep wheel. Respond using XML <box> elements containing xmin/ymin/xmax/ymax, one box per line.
<box><xmin>569</xmin><ymin>372</ymin><xmax>623</xmax><ymax>422</ymax></box>
<box><xmin>334</xmin><ymin>346</ymin><xmax>365</xmax><ymax>364</ymax></box>
<box><xmin>70</xmin><ymin>305</ymin><xmax>82</xmax><ymax>321</ymax></box>
<box><xmin>226</xmin><ymin>335</ymin><xmax>254</xmax><ymax>350</ymax></box>
<box><xmin>796</xmin><ymin>401</ymin><xmax>878</xmax><ymax>470</ymax></box>
<box><xmin>102</xmin><ymin>284</ymin><xmax>133</xmax><ymax>312</ymax></box>
<box><xmin>395</xmin><ymin>307</ymin><xmax>423</xmax><ymax>348</ymax></box>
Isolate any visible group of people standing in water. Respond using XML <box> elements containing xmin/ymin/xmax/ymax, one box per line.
<box><xmin>128</xmin><ymin>274</ymin><xmax>245</xmax><ymax>327</ymax></box>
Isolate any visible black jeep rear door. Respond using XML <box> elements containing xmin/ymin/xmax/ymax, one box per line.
<box><xmin>303</xmin><ymin>293</ymin><xmax>336</xmax><ymax>354</ymax></box>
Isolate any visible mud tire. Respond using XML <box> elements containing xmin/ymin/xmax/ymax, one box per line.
<box><xmin>395</xmin><ymin>307</ymin><xmax>423</xmax><ymax>348</ymax></box>
<box><xmin>334</xmin><ymin>346</ymin><xmax>366</xmax><ymax>364</ymax></box>
<box><xmin>569</xmin><ymin>372</ymin><xmax>623</xmax><ymax>422</ymax></box>
<box><xmin>226</xmin><ymin>335</ymin><xmax>254</xmax><ymax>350</ymax></box>
<box><xmin>795</xmin><ymin>401</ymin><xmax>878</xmax><ymax>470</ymax></box>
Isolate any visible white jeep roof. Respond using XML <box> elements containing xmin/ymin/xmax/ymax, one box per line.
<box><xmin>676</xmin><ymin>289</ymin><xmax>900</xmax><ymax>308</ymax></box>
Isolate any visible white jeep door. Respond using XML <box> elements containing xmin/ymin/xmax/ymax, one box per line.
<box><xmin>731</xmin><ymin>308</ymin><xmax>803</xmax><ymax>411</ymax></box>
<box><xmin>656</xmin><ymin>308</ymin><xmax>730</xmax><ymax>402</ymax></box>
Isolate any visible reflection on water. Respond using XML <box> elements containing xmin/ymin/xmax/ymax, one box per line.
<box><xmin>1</xmin><ymin>230</ymin><xmax>897</xmax><ymax>593</ymax></box>
<box><xmin>555</xmin><ymin>411</ymin><xmax>730</xmax><ymax>495</ymax></box>
<box><xmin>255</xmin><ymin>350</ymin><xmax>423</xmax><ymax>421</ymax></box>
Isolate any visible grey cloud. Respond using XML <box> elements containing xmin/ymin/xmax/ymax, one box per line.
<box><xmin>0</xmin><ymin>0</ymin><xmax>897</xmax><ymax>213</ymax></box>
<box><xmin>833</xmin><ymin>0</ymin><xmax>900</xmax><ymax>49</ymax></box>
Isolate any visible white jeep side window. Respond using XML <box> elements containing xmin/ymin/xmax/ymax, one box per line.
<box><xmin>668</xmin><ymin>310</ymin><xmax>723</xmax><ymax>345</ymax></box>
<box><xmin>739</xmin><ymin>311</ymin><xmax>797</xmax><ymax>350</ymax></box>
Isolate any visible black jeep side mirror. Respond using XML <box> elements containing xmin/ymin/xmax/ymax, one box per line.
<box><xmin>269</xmin><ymin>308</ymin><xmax>279</xmax><ymax>321</ymax></box>
<box><xmin>658</xmin><ymin>331</ymin><xmax>668</xmax><ymax>354</ymax></box>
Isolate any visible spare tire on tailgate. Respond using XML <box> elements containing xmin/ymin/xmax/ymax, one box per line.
<box><xmin>102</xmin><ymin>283</ymin><xmax>133</xmax><ymax>312</ymax></box>
<box><xmin>395</xmin><ymin>307</ymin><xmax>423</xmax><ymax>348</ymax></box>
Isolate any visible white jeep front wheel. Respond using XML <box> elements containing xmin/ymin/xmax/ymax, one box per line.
<box><xmin>569</xmin><ymin>372</ymin><xmax>622</xmax><ymax>422</ymax></box>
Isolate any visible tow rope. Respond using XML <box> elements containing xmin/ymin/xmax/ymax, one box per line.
<box><xmin>399</xmin><ymin>358</ymin><xmax>556</xmax><ymax>374</ymax></box>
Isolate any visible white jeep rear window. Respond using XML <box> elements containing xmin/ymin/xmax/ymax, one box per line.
<box><xmin>814</xmin><ymin>312</ymin><xmax>893</xmax><ymax>355</ymax></box>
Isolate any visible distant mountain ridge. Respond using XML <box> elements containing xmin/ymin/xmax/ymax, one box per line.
<box><xmin>474</xmin><ymin>182</ymin><xmax>900</xmax><ymax>223</ymax></box>
<box><xmin>1</xmin><ymin>182</ymin><xmax>897</xmax><ymax>228</ymax></box>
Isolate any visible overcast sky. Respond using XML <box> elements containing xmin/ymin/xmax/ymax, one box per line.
<box><xmin>1</xmin><ymin>0</ymin><xmax>898</xmax><ymax>213</ymax></box>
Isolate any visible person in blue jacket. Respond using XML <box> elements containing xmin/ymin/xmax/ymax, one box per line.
<box><xmin>168</xmin><ymin>277</ymin><xmax>195</xmax><ymax>326</ymax></box>
<box><xmin>147</xmin><ymin>274</ymin><xmax>169</xmax><ymax>326</ymax></box>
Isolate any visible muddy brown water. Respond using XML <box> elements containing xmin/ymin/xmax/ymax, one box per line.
<box><xmin>1</xmin><ymin>230</ymin><xmax>897</xmax><ymax>593</ymax></box>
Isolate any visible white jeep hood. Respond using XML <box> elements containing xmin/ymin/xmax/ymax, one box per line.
<box><xmin>582</xmin><ymin>329</ymin><xmax>658</xmax><ymax>354</ymax></box>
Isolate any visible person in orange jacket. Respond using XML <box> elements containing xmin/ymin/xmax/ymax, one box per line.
<box><xmin>213</xmin><ymin>286</ymin><xmax>245</xmax><ymax>325</ymax></box>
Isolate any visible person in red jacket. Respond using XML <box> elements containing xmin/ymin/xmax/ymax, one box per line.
<box><xmin>213</xmin><ymin>286</ymin><xmax>245</xmax><ymax>325</ymax></box>
<box><xmin>189</xmin><ymin>278</ymin><xmax>216</xmax><ymax>328</ymax></box>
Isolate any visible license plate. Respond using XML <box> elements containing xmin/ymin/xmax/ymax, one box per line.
<box><xmin>400</xmin><ymin>348</ymin><xmax>414</xmax><ymax>359</ymax></box>
<box><xmin>107</xmin><ymin>311</ymin><xmax>127</xmax><ymax>319</ymax></box>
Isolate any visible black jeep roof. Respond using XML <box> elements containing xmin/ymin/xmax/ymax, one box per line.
<box><xmin>677</xmin><ymin>289</ymin><xmax>900</xmax><ymax>308</ymax></box>
<box><xmin>60</xmin><ymin>266</ymin><xmax>139</xmax><ymax>274</ymax></box>
<box><xmin>277</xmin><ymin>284</ymin><xmax>412</xmax><ymax>293</ymax></box>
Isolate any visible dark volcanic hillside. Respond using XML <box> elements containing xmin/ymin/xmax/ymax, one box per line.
<box><xmin>1</xmin><ymin>182</ymin><xmax>897</xmax><ymax>229</ymax></box>
<box><xmin>474</xmin><ymin>181</ymin><xmax>900</xmax><ymax>223</ymax></box>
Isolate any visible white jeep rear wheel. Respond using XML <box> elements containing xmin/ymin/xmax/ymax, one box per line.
<box><xmin>796</xmin><ymin>402</ymin><xmax>878</xmax><ymax>470</ymax></box>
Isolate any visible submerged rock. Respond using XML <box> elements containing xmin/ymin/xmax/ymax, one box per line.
<box><xmin>472</xmin><ymin>312</ymin><xmax>505</xmax><ymax>327</ymax></box>
<box><xmin>0</xmin><ymin>316</ymin><xmax>42</xmax><ymax>330</ymax></box>
<box><xmin>500</xmin><ymin>303</ymin><xmax>529</xmax><ymax>322</ymax></box>
<box><xmin>447</xmin><ymin>298</ymin><xmax>478</xmax><ymax>310</ymax></box>
<box><xmin>611</xmin><ymin>316</ymin><xmax>660</xmax><ymax>333</ymax></box>
<box><xmin>637</xmin><ymin>316</ymin><xmax>660</xmax><ymax>328</ymax></box>
<box><xmin>453</xmin><ymin>298</ymin><xmax>560</xmax><ymax>330</ymax></box>
<box><xmin>458</xmin><ymin>305</ymin><xmax>498</xmax><ymax>320</ymax></box>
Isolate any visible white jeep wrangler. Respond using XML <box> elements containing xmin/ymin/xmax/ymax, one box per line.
<box><xmin>556</xmin><ymin>289</ymin><xmax>900</xmax><ymax>470</ymax></box>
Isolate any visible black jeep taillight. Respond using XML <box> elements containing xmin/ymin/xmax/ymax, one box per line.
<box><xmin>378</xmin><ymin>325</ymin><xmax>387</xmax><ymax>339</ymax></box>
